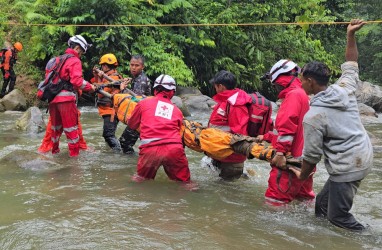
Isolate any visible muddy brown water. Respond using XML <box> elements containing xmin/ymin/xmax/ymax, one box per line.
<box><xmin>0</xmin><ymin>107</ymin><xmax>381</xmax><ymax>249</ymax></box>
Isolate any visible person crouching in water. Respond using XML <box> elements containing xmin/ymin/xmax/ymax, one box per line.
<box><xmin>208</xmin><ymin>70</ymin><xmax>252</xmax><ymax>180</ymax></box>
<box><xmin>128</xmin><ymin>74</ymin><xmax>194</xmax><ymax>186</ymax></box>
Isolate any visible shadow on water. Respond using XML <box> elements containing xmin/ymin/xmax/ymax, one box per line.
<box><xmin>0</xmin><ymin>108</ymin><xmax>381</xmax><ymax>249</ymax></box>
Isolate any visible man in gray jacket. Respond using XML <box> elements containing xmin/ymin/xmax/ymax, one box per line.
<box><xmin>289</xmin><ymin>19</ymin><xmax>373</xmax><ymax>232</ymax></box>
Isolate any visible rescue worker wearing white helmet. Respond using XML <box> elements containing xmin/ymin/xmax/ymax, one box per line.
<box><xmin>48</xmin><ymin>34</ymin><xmax>96</xmax><ymax>157</ymax></box>
<box><xmin>257</xmin><ymin>59</ymin><xmax>315</xmax><ymax>204</ymax></box>
<box><xmin>91</xmin><ymin>53</ymin><xmax>125</xmax><ymax>152</ymax></box>
<box><xmin>128</xmin><ymin>74</ymin><xmax>194</xmax><ymax>186</ymax></box>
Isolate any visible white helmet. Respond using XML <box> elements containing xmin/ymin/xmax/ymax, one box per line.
<box><xmin>68</xmin><ymin>35</ymin><xmax>91</xmax><ymax>53</ymax></box>
<box><xmin>269</xmin><ymin>59</ymin><xmax>301</xmax><ymax>83</ymax></box>
<box><xmin>153</xmin><ymin>74</ymin><xmax>176</xmax><ymax>91</ymax></box>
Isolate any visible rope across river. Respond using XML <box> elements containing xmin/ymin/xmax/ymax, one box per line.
<box><xmin>1</xmin><ymin>20</ymin><xmax>381</xmax><ymax>27</ymax></box>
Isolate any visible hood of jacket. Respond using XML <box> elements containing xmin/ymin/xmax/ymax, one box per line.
<box><xmin>310</xmin><ymin>84</ymin><xmax>349</xmax><ymax>110</ymax></box>
<box><xmin>277</xmin><ymin>76</ymin><xmax>302</xmax><ymax>99</ymax></box>
<box><xmin>213</xmin><ymin>88</ymin><xmax>252</xmax><ymax>106</ymax></box>
<box><xmin>154</xmin><ymin>89</ymin><xmax>175</xmax><ymax>100</ymax></box>
<box><xmin>65</xmin><ymin>48</ymin><xmax>80</xmax><ymax>58</ymax></box>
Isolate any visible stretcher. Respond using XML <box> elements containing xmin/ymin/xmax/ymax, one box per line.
<box><xmin>100</xmin><ymin>90</ymin><xmax>301</xmax><ymax>167</ymax></box>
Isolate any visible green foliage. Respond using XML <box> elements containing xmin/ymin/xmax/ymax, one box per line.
<box><xmin>1</xmin><ymin>0</ymin><xmax>380</xmax><ymax>100</ymax></box>
<box><xmin>349</xmin><ymin>0</ymin><xmax>382</xmax><ymax>84</ymax></box>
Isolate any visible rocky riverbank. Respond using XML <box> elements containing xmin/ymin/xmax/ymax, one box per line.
<box><xmin>1</xmin><ymin>81</ymin><xmax>382</xmax><ymax>130</ymax></box>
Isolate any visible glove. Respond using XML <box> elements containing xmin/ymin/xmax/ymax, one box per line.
<box><xmin>4</xmin><ymin>71</ymin><xmax>10</xmax><ymax>79</ymax></box>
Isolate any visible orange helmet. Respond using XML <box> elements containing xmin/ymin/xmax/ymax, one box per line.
<box><xmin>99</xmin><ymin>53</ymin><xmax>118</xmax><ymax>66</ymax></box>
<box><xmin>13</xmin><ymin>42</ymin><xmax>23</xmax><ymax>52</ymax></box>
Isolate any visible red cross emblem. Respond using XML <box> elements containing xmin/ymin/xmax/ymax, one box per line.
<box><xmin>161</xmin><ymin>105</ymin><xmax>168</xmax><ymax>111</ymax></box>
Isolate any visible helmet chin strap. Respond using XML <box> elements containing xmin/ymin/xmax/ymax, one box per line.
<box><xmin>274</xmin><ymin>75</ymin><xmax>297</xmax><ymax>92</ymax></box>
<box><xmin>285</xmin><ymin>75</ymin><xmax>296</xmax><ymax>88</ymax></box>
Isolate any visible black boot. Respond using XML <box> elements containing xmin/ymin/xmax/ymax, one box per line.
<box><xmin>1</xmin><ymin>78</ymin><xmax>9</xmax><ymax>97</ymax></box>
<box><xmin>8</xmin><ymin>79</ymin><xmax>16</xmax><ymax>93</ymax></box>
<box><xmin>120</xmin><ymin>127</ymin><xmax>139</xmax><ymax>154</ymax></box>
<box><xmin>105</xmin><ymin>137</ymin><xmax>122</xmax><ymax>152</ymax></box>
<box><xmin>102</xmin><ymin>115</ymin><xmax>121</xmax><ymax>152</ymax></box>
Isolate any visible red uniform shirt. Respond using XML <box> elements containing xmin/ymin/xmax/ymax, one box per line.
<box><xmin>209</xmin><ymin>88</ymin><xmax>252</xmax><ymax>163</ymax></box>
<box><xmin>50</xmin><ymin>48</ymin><xmax>93</xmax><ymax>103</ymax></box>
<box><xmin>264</xmin><ymin>76</ymin><xmax>315</xmax><ymax>203</ymax></box>
<box><xmin>267</xmin><ymin>77</ymin><xmax>310</xmax><ymax>157</ymax></box>
<box><xmin>129</xmin><ymin>92</ymin><xmax>183</xmax><ymax>148</ymax></box>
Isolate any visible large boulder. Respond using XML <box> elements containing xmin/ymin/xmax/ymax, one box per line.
<box><xmin>1</xmin><ymin>150</ymin><xmax>63</xmax><ymax>171</ymax></box>
<box><xmin>171</xmin><ymin>96</ymin><xmax>191</xmax><ymax>117</ymax></box>
<box><xmin>182</xmin><ymin>94</ymin><xmax>216</xmax><ymax>115</ymax></box>
<box><xmin>15</xmin><ymin>106</ymin><xmax>46</xmax><ymax>134</ymax></box>
<box><xmin>356</xmin><ymin>81</ymin><xmax>382</xmax><ymax>112</ymax></box>
<box><xmin>0</xmin><ymin>102</ymin><xmax>4</xmax><ymax>112</ymax></box>
<box><xmin>358</xmin><ymin>103</ymin><xmax>381</xmax><ymax>124</ymax></box>
<box><xmin>0</xmin><ymin>89</ymin><xmax>27</xmax><ymax>111</ymax></box>
<box><xmin>176</xmin><ymin>86</ymin><xmax>202</xmax><ymax>96</ymax></box>
<box><xmin>358</xmin><ymin>103</ymin><xmax>378</xmax><ymax>117</ymax></box>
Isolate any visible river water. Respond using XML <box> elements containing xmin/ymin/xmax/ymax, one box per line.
<box><xmin>0</xmin><ymin>106</ymin><xmax>381</xmax><ymax>249</ymax></box>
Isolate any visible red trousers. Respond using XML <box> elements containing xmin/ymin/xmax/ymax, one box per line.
<box><xmin>49</xmin><ymin>101</ymin><xmax>80</xmax><ymax>157</ymax></box>
<box><xmin>136</xmin><ymin>143</ymin><xmax>190</xmax><ymax>182</ymax></box>
<box><xmin>38</xmin><ymin>110</ymin><xmax>87</xmax><ymax>153</ymax></box>
<box><xmin>265</xmin><ymin>166</ymin><xmax>315</xmax><ymax>204</ymax></box>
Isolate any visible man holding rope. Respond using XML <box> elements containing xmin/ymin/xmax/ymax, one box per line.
<box><xmin>290</xmin><ymin>19</ymin><xmax>372</xmax><ymax>232</ymax></box>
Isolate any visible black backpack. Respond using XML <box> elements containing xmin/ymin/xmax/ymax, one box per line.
<box><xmin>37</xmin><ymin>54</ymin><xmax>74</xmax><ymax>102</ymax></box>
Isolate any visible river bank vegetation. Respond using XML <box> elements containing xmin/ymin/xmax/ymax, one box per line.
<box><xmin>0</xmin><ymin>0</ymin><xmax>381</xmax><ymax>99</ymax></box>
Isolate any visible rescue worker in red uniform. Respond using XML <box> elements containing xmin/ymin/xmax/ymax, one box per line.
<box><xmin>91</xmin><ymin>53</ymin><xmax>124</xmax><ymax>152</ymax></box>
<box><xmin>208</xmin><ymin>70</ymin><xmax>252</xmax><ymax>180</ymax></box>
<box><xmin>38</xmin><ymin>111</ymin><xmax>88</xmax><ymax>153</ymax></box>
<box><xmin>38</xmin><ymin>91</ymin><xmax>88</xmax><ymax>153</ymax></box>
<box><xmin>128</xmin><ymin>74</ymin><xmax>192</xmax><ymax>183</ymax></box>
<box><xmin>0</xmin><ymin>42</ymin><xmax>23</xmax><ymax>97</ymax></box>
<box><xmin>259</xmin><ymin>60</ymin><xmax>315</xmax><ymax>204</ymax></box>
<box><xmin>49</xmin><ymin>35</ymin><xmax>96</xmax><ymax>157</ymax></box>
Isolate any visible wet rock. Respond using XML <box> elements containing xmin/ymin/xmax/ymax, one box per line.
<box><xmin>176</xmin><ymin>86</ymin><xmax>202</xmax><ymax>96</ymax></box>
<box><xmin>361</xmin><ymin>115</ymin><xmax>382</xmax><ymax>125</ymax></box>
<box><xmin>15</xmin><ymin>106</ymin><xmax>46</xmax><ymax>134</ymax></box>
<box><xmin>0</xmin><ymin>150</ymin><xmax>62</xmax><ymax>171</ymax></box>
<box><xmin>0</xmin><ymin>89</ymin><xmax>27</xmax><ymax>111</ymax></box>
<box><xmin>356</xmin><ymin>81</ymin><xmax>382</xmax><ymax>112</ymax></box>
<box><xmin>182</xmin><ymin>94</ymin><xmax>216</xmax><ymax>115</ymax></box>
<box><xmin>358</xmin><ymin>103</ymin><xmax>378</xmax><ymax>117</ymax></box>
<box><xmin>171</xmin><ymin>96</ymin><xmax>191</xmax><ymax>117</ymax></box>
